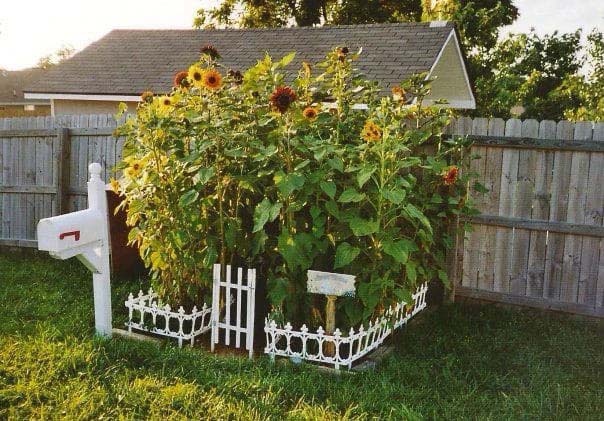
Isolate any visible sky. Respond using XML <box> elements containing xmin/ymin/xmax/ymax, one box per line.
<box><xmin>0</xmin><ymin>0</ymin><xmax>602</xmax><ymax>70</ymax></box>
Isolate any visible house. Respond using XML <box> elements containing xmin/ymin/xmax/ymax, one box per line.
<box><xmin>24</xmin><ymin>22</ymin><xmax>475</xmax><ymax>116</ymax></box>
<box><xmin>0</xmin><ymin>68</ymin><xmax>51</xmax><ymax>117</ymax></box>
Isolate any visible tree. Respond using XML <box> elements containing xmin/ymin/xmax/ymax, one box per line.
<box><xmin>194</xmin><ymin>0</ymin><xmax>424</xmax><ymax>28</ymax></box>
<box><xmin>560</xmin><ymin>30</ymin><xmax>604</xmax><ymax>121</ymax></box>
<box><xmin>472</xmin><ymin>30</ymin><xmax>584</xmax><ymax>120</ymax></box>
<box><xmin>37</xmin><ymin>45</ymin><xmax>75</xmax><ymax>69</ymax></box>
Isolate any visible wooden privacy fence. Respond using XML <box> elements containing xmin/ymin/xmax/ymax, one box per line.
<box><xmin>0</xmin><ymin>114</ymin><xmax>124</xmax><ymax>247</ymax></box>
<box><xmin>0</xmin><ymin>114</ymin><xmax>603</xmax><ymax>318</ymax></box>
<box><xmin>450</xmin><ymin>117</ymin><xmax>604</xmax><ymax>318</ymax></box>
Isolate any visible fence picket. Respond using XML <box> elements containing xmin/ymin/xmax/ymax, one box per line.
<box><xmin>543</xmin><ymin>121</ymin><xmax>575</xmax><ymax>300</ymax></box>
<box><xmin>579</xmin><ymin>123</ymin><xmax>603</xmax><ymax>306</ymax></box>
<box><xmin>526</xmin><ymin>120</ymin><xmax>556</xmax><ymax>297</ymax></box>
<box><xmin>560</xmin><ymin>122</ymin><xmax>592</xmax><ymax>303</ymax></box>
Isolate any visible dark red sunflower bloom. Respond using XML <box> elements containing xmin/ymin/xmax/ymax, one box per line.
<box><xmin>443</xmin><ymin>166</ymin><xmax>459</xmax><ymax>186</ymax></box>
<box><xmin>270</xmin><ymin>86</ymin><xmax>297</xmax><ymax>113</ymax></box>
<box><xmin>173</xmin><ymin>71</ymin><xmax>190</xmax><ymax>89</ymax></box>
<box><xmin>200</xmin><ymin>44</ymin><xmax>220</xmax><ymax>60</ymax></box>
<box><xmin>228</xmin><ymin>69</ymin><xmax>243</xmax><ymax>84</ymax></box>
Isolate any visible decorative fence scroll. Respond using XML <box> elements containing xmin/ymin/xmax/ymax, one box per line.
<box><xmin>264</xmin><ymin>282</ymin><xmax>428</xmax><ymax>370</ymax></box>
<box><xmin>125</xmin><ymin>289</ymin><xmax>212</xmax><ymax>347</ymax></box>
<box><xmin>211</xmin><ymin>264</ymin><xmax>257</xmax><ymax>359</ymax></box>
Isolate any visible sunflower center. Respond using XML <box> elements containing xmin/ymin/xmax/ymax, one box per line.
<box><xmin>208</xmin><ymin>76</ymin><xmax>216</xmax><ymax>84</ymax></box>
<box><xmin>278</xmin><ymin>95</ymin><xmax>290</xmax><ymax>106</ymax></box>
<box><xmin>194</xmin><ymin>72</ymin><xmax>202</xmax><ymax>81</ymax></box>
<box><xmin>163</xmin><ymin>99</ymin><xmax>171</xmax><ymax>106</ymax></box>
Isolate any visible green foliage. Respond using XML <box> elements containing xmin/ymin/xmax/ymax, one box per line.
<box><xmin>472</xmin><ymin>30</ymin><xmax>586</xmax><ymax>120</ymax></box>
<box><xmin>194</xmin><ymin>0</ymin><xmax>423</xmax><ymax>28</ymax></box>
<box><xmin>561</xmin><ymin>30</ymin><xmax>604</xmax><ymax>121</ymax></box>
<box><xmin>115</xmin><ymin>47</ymin><xmax>473</xmax><ymax>324</ymax></box>
<box><xmin>1</xmin><ymin>254</ymin><xmax>603</xmax><ymax>419</ymax></box>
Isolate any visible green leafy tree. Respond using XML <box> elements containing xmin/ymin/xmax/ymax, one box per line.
<box><xmin>560</xmin><ymin>30</ymin><xmax>604</xmax><ymax>121</ymax></box>
<box><xmin>473</xmin><ymin>30</ymin><xmax>583</xmax><ymax>120</ymax></box>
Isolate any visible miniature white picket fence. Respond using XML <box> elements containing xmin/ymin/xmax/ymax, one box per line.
<box><xmin>211</xmin><ymin>264</ymin><xmax>256</xmax><ymax>359</ymax></box>
<box><xmin>264</xmin><ymin>282</ymin><xmax>428</xmax><ymax>370</ymax></box>
<box><xmin>125</xmin><ymin>289</ymin><xmax>212</xmax><ymax>347</ymax></box>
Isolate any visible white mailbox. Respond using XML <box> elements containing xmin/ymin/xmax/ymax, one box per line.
<box><xmin>37</xmin><ymin>163</ymin><xmax>112</xmax><ymax>337</ymax></box>
<box><xmin>38</xmin><ymin>209</ymin><xmax>104</xmax><ymax>264</ymax></box>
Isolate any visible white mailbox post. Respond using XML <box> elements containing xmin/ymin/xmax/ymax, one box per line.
<box><xmin>37</xmin><ymin>163</ymin><xmax>112</xmax><ymax>337</ymax></box>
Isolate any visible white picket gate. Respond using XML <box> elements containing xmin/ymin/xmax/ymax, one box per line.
<box><xmin>211</xmin><ymin>264</ymin><xmax>256</xmax><ymax>359</ymax></box>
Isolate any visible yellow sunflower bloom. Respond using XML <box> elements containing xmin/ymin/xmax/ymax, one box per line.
<box><xmin>125</xmin><ymin>159</ymin><xmax>143</xmax><ymax>179</ymax></box>
<box><xmin>361</xmin><ymin>120</ymin><xmax>382</xmax><ymax>142</ymax></box>
<box><xmin>109</xmin><ymin>177</ymin><xmax>120</xmax><ymax>193</ymax></box>
<box><xmin>188</xmin><ymin>64</ymin><xmax>205</xmax><ymax>88</ymax></box>
<box><xmin>155</xmin><ymin>95</ymin><xmax>174</xmax><ymax>116</ymax></box>
<box><xmin>202</xmin><ymin>69</ymin><xmax>222</xmax><ymax>90</ymax></box>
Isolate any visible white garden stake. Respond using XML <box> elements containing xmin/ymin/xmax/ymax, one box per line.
<box><xmin>37</xmin><ymin>163</ymin><xmax>112</xmax><ymax>337</ymax></box>
<box><xmin>307</xmin><ymin>270</ymin><xmax>356</xmax><ymax>356</ymax></box>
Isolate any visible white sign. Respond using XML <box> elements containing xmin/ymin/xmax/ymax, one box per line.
<box><xmin>37</xmin><ymin>163</ymin><xmax>112</xmax><ymax>337</ymax></box>
<box><xmin>307</xmin><ymin>270</ymin><xmax>356</xmax><ymax>297</ymax></box>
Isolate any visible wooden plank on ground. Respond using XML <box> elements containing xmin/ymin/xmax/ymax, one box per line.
<box><xmin>456</xmin><ymin>286</ymin><xmax>604</xmax><ymax>318</ymax></box>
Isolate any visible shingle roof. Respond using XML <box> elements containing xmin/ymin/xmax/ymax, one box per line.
<box><xmin>24</xmin><ymin>22</ymin><xmax>455</xmax><ymax>96</ymax></box>
<box><xmin>0</xmin><ymin>68</ymin><xmax>49</xmax><ymax>104</ymax></box>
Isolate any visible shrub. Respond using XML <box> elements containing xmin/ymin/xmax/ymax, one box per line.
<box><xmin>115</xmin><ymin>47</ymin><xmax>475</xmax><ymax>326</ymax></box>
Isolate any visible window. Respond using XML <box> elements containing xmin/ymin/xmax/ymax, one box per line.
<box><xmin>24</xmin><ymin>105</ymin><xmax>36</xmax><ymax>111</ymax></box>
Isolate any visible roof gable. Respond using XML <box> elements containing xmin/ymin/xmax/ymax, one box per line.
<box><xmin>24</xmin><ymin>22</ymin><xmax>456</xmax><ymax>97</ymax></box>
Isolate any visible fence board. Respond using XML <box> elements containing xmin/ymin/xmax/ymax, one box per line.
<box><xmin>526</xmin><ymin>120</ymin><xmax>556</xmax><ymax>297</ymax></box>
<box><xmin>580</xmin><ymin>123</ymin><xmax>604</xmax><ymax>306</ymax></box>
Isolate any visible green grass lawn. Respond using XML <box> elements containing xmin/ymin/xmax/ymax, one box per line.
<box><xmin>0</xmin><ymin>252</ymin><xmax>602</xmax><ymax>420</ymax></box>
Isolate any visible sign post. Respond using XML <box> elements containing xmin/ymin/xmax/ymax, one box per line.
<box><xmin>307</xmin><ymin>270</ymin><xmax>356</xmax><ymax>356</ymax></box>
<box><xmin>37</xmin><ymin>163</ymin><xmax>112</xmax><ymax>337</ymax></box>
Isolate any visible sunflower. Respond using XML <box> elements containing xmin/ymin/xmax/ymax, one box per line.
<box><xmin>188</xmin><ymin>64</ymin><xmax>205</xmax><ymax>88</ymax></box>
<box><xmin>228</xmin><ymin>69</ymin><xmax>243</xmax><ymax>84</ymax></box>
<box><xmin>156</xmin><ymin>95</ymin><xmax>174</xmax><ymax>114</ymax></box>
<box><xmin>109</xmin><ymin>177</ymin><xmax>120</xmax><ymax>193</ymax></box>
<box><xmin>141</xmin><ymin>91</ymin><xmax>154</xmax><ymax>103</ymax></box>
<box><xmin>200</xmin><ymin>44</ymin><xmax>220</xmax><ymax>60</ymax></box>
<box><xmin>443</xmin><ymin>166</ymin><xmax>459</xmax><ymax>186</ymax></box>
<box><xmin>173</xmin><ymin>71</ymin><xmax>190</xmax><ymax>89</ymax></box>
<box><xmin>270</xmin><ymin>86</ymin><xmax>297</xmax><ymax>113</ymax></box>
<box><xmin>302</xmin><ymin>61</ymin><xmax>312</xmax><ymax>78</ymax></box>
<box><xmin>302</xmin><ymin>106</ymin><xmax>318</xmax><ymax>121</ymax></box>
<box><xmin>202</xmin><ymin>69</ymin><xmax>223</xmax><ymax>90</ymax></box>
<box><xmin>391</xmin><ymin>86</ymin><xmax>406</xmax><ymax>101</ymax></box>
<box><xmin>337</xmin><ymin>46</ymin><xmax>349</xmax><ymax>62</ymax></box>
<box><xmin>125</xmin><ymin>159</ymin><xmax>143</xmax><ymax>179</ymax></box>
<box><xmin>361</xmin><ymin>120</ymin><xmax>382</xmax><ymax>142</ymax></box>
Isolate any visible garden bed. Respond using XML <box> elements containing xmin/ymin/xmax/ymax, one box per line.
<box><xmin>125</xmin><ymin>289</ymin><xmax>212</xmax><ymax>347</ymax></box>
<box><xmin>264</xmin><ymin>283</ymin><xmax>428</xmax><ymax>370</ymax></box>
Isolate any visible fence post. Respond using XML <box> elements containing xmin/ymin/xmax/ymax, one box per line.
<box><xmin>55</xmin><ymin>128</ymin><xmax>71</xmax><ymax>215</ymax></box>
